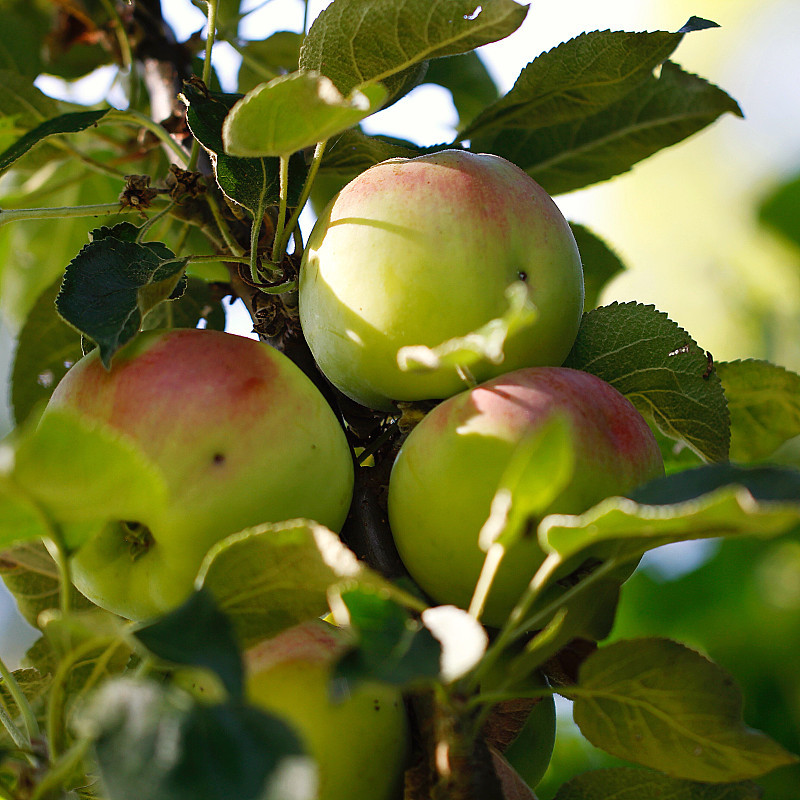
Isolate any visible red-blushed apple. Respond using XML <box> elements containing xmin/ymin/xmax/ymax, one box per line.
<box><xmin>299</xmin><ymin>150</ymin><xmax>584</xmax><ymax>411</ymax></box>
<box><xmin>245</xmin><ymin>620</ymin><xmax>408</xmax><ymax>800</ymax></box>
<box><xmin>387</xmin><ymin>367</ymin><xmax>665</xmax><ymax>627</ymax></box>
<box><xmin>43</xmin><ymin>328</ymin><xmax>354</xmax><ymax>620</ymax></box>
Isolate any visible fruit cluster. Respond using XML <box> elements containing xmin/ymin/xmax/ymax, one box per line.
<box><xmin>42</xmin><ymin>150</ymin><xmax>666</xmax><ymax>798</ymax></box>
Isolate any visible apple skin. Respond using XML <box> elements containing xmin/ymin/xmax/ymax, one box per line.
<box><xmin>245</xmin><ymin>620</ymin><xmax>408</xmax><ymax>800</ymax></box>
<box><xmin>44</xmin><ymin>328</ymin><xmax>354</xmax><ymax>620</ymax></box>
<box><xmin>387</xmin><ymin>367</ymin><xmax>665</xmax><ymax>627</ymax></box>
<box><xmin>299</xmin><ymin>150</ymin><xmax>584</xmax><ymax>411</ymax></box>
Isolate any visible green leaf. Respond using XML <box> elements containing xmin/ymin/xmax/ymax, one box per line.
<box><xmin>0</xmin><ymin>70</ymin><xmax>58</xmax><ymax>127</ymax></box>
<box><xmin>563</xmin><ymin>302</ymin><xmax>730</xmax><ymax>463</ymax></box>
<box><xmin>397</xmin><ymin>280</ymin><xmax>537</xmax><ymax>375</ymax></box>
<box><xmin>196</xmin><ymin>519</ymin><xmax>387</xmax><ymax>649</ymax></box>
<box><xmin>553</xmin><ymin>767</ymin><xmax>763</xmax><ymax>800</ymax></box>
<box><xmin>183</xmin><ymin>83</ymin><xmax>307</xmax><ymax>215</ymax></box>
<box><xmin>759</xmin><ymin>170</ymin><xmax>800</xmax><ymax>250</ymax></box>
<box><xmin>478</xmin><ymin>414</ymin><xmax>574</xmax><ymax>552</ymax></box>
<box><xmin>0</xmin><ymin>540</ymin><xmax>95</xmax><ymax>628</ymax></box>
<box><xmin>0</xmin><ymin>109</ymin><xmax>108</xmax><ymax>176</ymax></box>
<box><xmin>424</xmin><ymin>51</ymin><xmax>499</xmax><ymax>130</ymax></box>
<box><xmin>167</xmin><ymin>276</ymin><xmax>227</xmax><ymax>331</ymax></box>
<box><xmin>566</xmin><ymin>638</ymin><xmax>799</xmax><ymax>782</ymax></box>
<box><xmin>299</xmin><ymin>0</ymin><xmax>528</xmax><ymax>99</ymax></box>
<box><xmin>539</xmin><ymin>463</ymin><xmax>800</xmax><ymax>565</ymax></box>
<box><xmin>478</xmin><ymin>61</ymin><xmax>743</xmax><ymax>196</ymax></box>
<box><xmin>331</xmin><ymin>585</ymin><xmax>442</xmax><ymax>691</ymax></box>
<box><xmin>75</xmin><ymin>679</ymin><xmax>316</xmax><ymax>800</ymax></box>
<box><xmin>135</xmin><ymin>588</ymin><xmax>244</xmax><ymax>701</ymax></box>
<box><xmin>319</xmin><ymin>128</ymin><xmax>422</xmax><ymax>176</ymax></box>
<box><xmin>222</xmin><ymin>71</ymin><xmax>387</xmax><ymax>158</ymax></box>
<box><xmin>55</xmin><ymin>226</ymin><xmax>189</xmax><ymax>367</ymax></box>
<box><xmin>463</xmin><ymin>24</ymin><xmax>706</xmax><ymax>139</ymax></box>
<box><xmin>716</xmin><ymin>360</ymin><xmax>800</xmax><ymax>462</ymax></box>
<box><xmin>10</xmin><ymin>279</ymin><xmax>84</xmax><ymax>427</ymax></box>
<box><xmin>0</xmin><ymin>1</ymin><xmax>50</xmax><ymax>78</ymax></box>
<box><xmin>236</xmin><ymin>32</ymin><xmax>304</xmax><ymax>94</ymax></box>
<box><xmin>4</xmin><ymin>407</ymin><xmax>168</xmax><ymax>548</ymax></box>
<box><xmin>569</xmin><ymin>224</ymin><xmax>626</xmax><ymax>312</ymax></box>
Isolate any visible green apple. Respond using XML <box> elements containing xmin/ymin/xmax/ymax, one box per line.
<box><xmin>299</xmin><ymin>150</ymin><xmax>584</xmax><ymax>411</ymax></box>
<box><xmin>44</xmin><ymin>328</ymin><xmax>354</xmax><ymax>620</ymax></box>
<box><xmin>387</xmin><ymin>366</ymin><xmax>665</xmax><ymax>627</ymax></box>
<box><xmin>245</xmin><ymin>620</ymin><xmax>408</xmax><ymax>800</ymax></box>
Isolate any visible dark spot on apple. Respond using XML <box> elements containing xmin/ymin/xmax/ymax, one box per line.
<box><xmin>212</xmin><ymin>453</ymin><xmax>226</xmax><ymax>465</ymax></box>
<box><xmin>517</xmin><ymin>270</ymin><xmax>528</xmax><ymax>282</ymax></box>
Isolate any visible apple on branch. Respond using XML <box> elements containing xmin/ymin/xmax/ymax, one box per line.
<box><xmin>299</xmin><ymin>150</ymin><xmax>584</xmax><ymax>411</ymax></box>
<box><xmin>387</xmin><ymin>366</ymin><xmax>665</xmax><ymax>627</ymax></box>
<box><xmin>42</xmin><ymin>328</ymin><xmax>355</xmax><ymax>621</ymax></box>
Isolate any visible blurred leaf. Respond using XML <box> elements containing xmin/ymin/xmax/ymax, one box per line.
<box><xmin>478</xmin><ymin>61</ymin><xmax>743</xmax><ymax>196</ymax></box>
<box><xmin>135</xmin><ymin>588</ymin><xmax>243</xmax><ymax>701</ymax></box>
<box><xmin>0</xmin><ymin>1</ymin><xmax>50</xmax><ymax>78</ymax></box>
<box><xmin>569</xmin><ymin>224</ymin><xmax>626</xmax><ymax>312</ymax></box>
<box><xmin>167</xmin><ymin>276</ymin><xmax>226</xmax><ymax>331</ymax></box>
<box><xmin>331</xmin><ymin>585</ymin><xmax>442</xmax><ymax>691</ymax></box>
<box><xmin>424</xmin><ymin>51</ymin><xmax>499</xmax><ymax>130</ymax></box>
<box><xmin>539</xmin><ymin>463</ymin><xmax>800</xmax><ymax>565</ymax></box>
<box><xmin>299</xmin><ymin>0</ymin><xmax>528</xmax><ymax>101</ymax></box>
<box><xmin>0</xmin><ymin>666</ymin><xmax>49</xmax><ymax>741</ymax></box>
<box><xmin>464</xmin><ymin>23</ymin><xmax>711</xmax><ymax>138</ymax></box>
<box><xmin>716</xmin><ymin>360</ymin><xmax>800</xmax><ymax>462</ymax></box>
<box><xmin>2</xmin><ymin>407</ymin><xmax>168</xmax><ymax>548</ymax></box>
<box><xmin>0</xmin><ymin>109</ymin><xmax>108</xmax><ymax>176</ymax></box>
<box><xmin>397</xmin><ymin>281</ymin><xmax>536</xmax><ymax>374</ymax></box>
<box><xmin>759</xmin><ymin>170</ymin><xmax>800</xmax><ymax>250</ymax></box>
<box><xmin>183</xmin><ymin>83</ymin><xmax>307</xmax><ymax>214</ymax></box>
<box><xmin>552</xmin><ymin>767</ymin><xmax>763</xmax><ymax>799</ymax></box>
<box><xmin>222</xmin><ymin>72</ymin><xmax>387</xmax><ymax>158</ymax></box>
<box><xmin>10</xmin><ymin>279</ymin><xmax>84</xmax><ymax>427</ymax></box>
<box><xmin>56</xmin><ymin>223</ymin><xmax>189</xmax><ymax>366</ymax></box>
<box><xmin>236</xmin><ymin>32</ymin><xmax>304</xmax><ymax>94</ymax></box>
<box><xmin>563</xmin><ymin>302</ymin><xmax>730</xmax><ymax>463</ymax></box>
<box><xmin>197</xmin><ymin>520</ymin><xmax>387</xmax><ymax>649</ymax></box>
<box><xmin>319</xmin><ymin>128</ymin><xmax>422</xmax><ymax>177</ymax></box>
<box><xmin>0</xmin><ymin>540</ymin><xmax>95</xmax><ymax>627</ymax></box>
<box><xmin>75</xmin><ymin>678</ymin><xmax>316</xmax><ymax>800</ymax></box>
<box><xmin>0</xmin><ymin>70</ymin><xmax>58</xmax><ymax>126</ymax></box>
<box><xmin>0</xmin><ymin>165</ymin><xmax>125</xmax><ymax>329</ymax></box>
<box><xmin>567</xmin><ymin>638</ymin><xmax>799</xmax><ymax>781</ymax></box>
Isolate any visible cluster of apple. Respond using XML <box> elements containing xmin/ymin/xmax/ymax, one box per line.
<box><xmin>42</xmin><ymin>150</ymin><xmax>665</xmax><ymax>798</ymax></box>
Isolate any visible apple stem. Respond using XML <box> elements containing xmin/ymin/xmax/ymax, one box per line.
<box><xmin>467</xmin><ymin>542</ymin><xmax>506</xmax><ymax>621</ymax></box>
<box><xmin>249</xmin><ymin>161</ymin><xmax>272</xmax><ymax>283</ymax></box>
<box><xmin>107</xmin><ymin>110</ymin><xmax>191</xmax><ymax>167</ymax></box>
<box><xmin>271</xmin><ymin>139</ymin><xmax>328</xmax><ymax>266</ymax></box>
<box><xmin>46</xmin><ymin>533</ymin><xmax>73</xmax><ymax>617</ymax></box>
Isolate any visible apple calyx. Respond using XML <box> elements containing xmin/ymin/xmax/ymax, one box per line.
<box><xmin>120</xmin><ymin>521</ymin><xmax>154</xmax><ymax>560</ymax></box>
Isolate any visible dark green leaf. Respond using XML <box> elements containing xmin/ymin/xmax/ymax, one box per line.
<box><xmin>0</xmin><ymin>70</ymin><xmax>58</xmax><ymax>127</ymax></box>
<box><xmin>135</xmin><ymin>588</ymin><xmax>243</xmax><ymax>700</ymax></box>
<box><xmin>332</xmin><ymin>586</ymin><xmax>442</xmax><ymax>691</ymax></box>
<box><xmin>236</xmin><ymin>31</ymin><xmax>304</xmax><ymax>94</ymax></box>
<box><xmin>0</xmin><ymin>1</ymin><xmax>50</xmax><ymax>78</ymax></box>
<box><xmin>77</xmin><ymin>679</ymin><xmax>315</xmax><ymax>800</ymax></box>
<box><xmin>477</xmin><ymin>61</ymin><xmax>743</xmax><ymax>196</ymax></box>
<box><xmin>183</xmin><ymin>83</ymin><xmax>308</xmax><ymax>214</ymax></box>
<box><xmin>425</xmin><ymin>51</ymin><xmax>499</xmax><ymax>131</ymax></box>
<box><xmin>320</xmin><ymin>128</ymin><xmax>423</xmax><ymax>177</ymax></box>
<box><xmin>569</xmin><ymin>224</ymin><xmax>626</xmax><ymax>312</ymax></box>
<box><xmin>563</xmin><ymin>302</ymin><xmax>730</xmax><ymax>463</ymax></box>
<box><xmin>0</xmin><ymin>109</ymin><xmax>108</xmax><ymax>176</ymax></box>
<box><xmin>759</xmin><ymin>171</ymin><xmax>800</xmax><ymax>250</ymax></box>
<box><xmin>567</xmin><ymin>638</ymin><xmax>799</xmax><ymax>782</ymax></box>
<box><xmin>463</xmin><ymin>25</ymin><xmax>702</xmax><ymax>139</ymax></box>
<box><xmin>10</xmin><ymin>279</ymin><xmax>84</xmax><ymax>426</ymax></box>
<box><xmin>553</xmin><ymin>767</ymin><xmax>763</xmax><ymax>800</ymax></box>
<box><xmin>55</xmin><ymin>231</ymin><xmax>189</xmax><ymax>367</ymax></box>
<box><xmin>168</xmin><ymin>277</ymin><xmax>226</xmax><ymax>331</ymax></box>
<box><xmin>299</xmin><ymin>0</ymin><xmax>528</xmax><ymax>98</ymax></box>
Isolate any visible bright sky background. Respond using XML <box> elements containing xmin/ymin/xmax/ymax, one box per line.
<box><xmin>4</xmin><ymin>0</ymin><xmax>799</xmax><ymax>665</ymax></box>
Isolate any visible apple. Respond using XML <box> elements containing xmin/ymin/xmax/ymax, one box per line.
<box><xmin>43</xmin><ymin>328</ymin><xmax>354</xmax><ymax>620</ymax></box>
<box><xmin>245</xmin><ymin>620</ymin><xmax>408</xmax><ymax>800</ymax></box>
<box><xmin>387</xmin><ymin>366</ymin><xmax>665</xmax><ymax>627</ymax></box>
<box><xmin>299</xmin><ymin>150</ymin><xmax>584</xmax><ymax>411</ymax></box>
